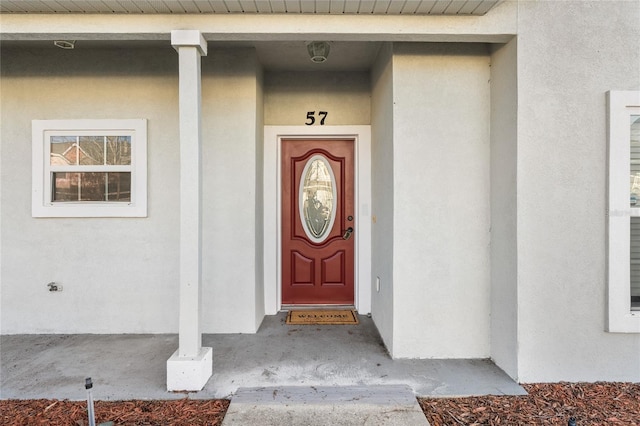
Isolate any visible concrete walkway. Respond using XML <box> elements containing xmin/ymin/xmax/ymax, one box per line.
<box><xmin>221</xmin><ymin>385</ymin><xmax>429</xmax><ymax>425</ymax></box>
<box><xmin>1</xmin><ymin>313</ymin><xmax>526</xmax><ymax>403</ymax></box>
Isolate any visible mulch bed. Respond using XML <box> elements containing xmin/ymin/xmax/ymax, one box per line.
<box><xmin>0</xmin><ymin>399</ymin><xmax>229</xmax><ymax>426</ymax></box>
<box><xmin>420</xmin><ymin>382</ymin><xmax>640</xmax><ymax>425</ymax></box>
<box><xmin>1</xmin><ymin>383</ymin><xmax>638</xmax><ymax>425</ymax></box>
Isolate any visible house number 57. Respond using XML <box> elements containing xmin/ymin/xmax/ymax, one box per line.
<box><xmin>305</xmin><ymin>111</ymin><xmax>328</xmax><ymax>125</ymax></box>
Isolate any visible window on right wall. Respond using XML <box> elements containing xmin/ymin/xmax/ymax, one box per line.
<box><xmin>607</xmin><ymin>90</ymin><xmax>640</xmax><ymax>332</ymax></box>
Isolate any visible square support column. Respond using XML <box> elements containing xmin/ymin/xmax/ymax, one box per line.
<box><xmin>167</xmin><ymin>30</ymin><xmax>212</xmax><ymax>392</ymax></box>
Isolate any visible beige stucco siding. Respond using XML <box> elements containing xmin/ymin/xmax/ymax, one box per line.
<box><xmin>0</xmin><ymin>47</ymin><xmax>266</xmax><ymax>334</ymax></box>
<box><xmin>489</xmin><ymin>38</ymin><xmax>518</xmax><ymax>380</ymax></box>
<box><xmin>516</xmin><ymin>0</ymin><xmax>640</xmax><ymax>382</ymax></box>
<box><xmin>370</xmin><ymin>42</ymin><xmax>395</xmax><ymax>355</ymax></box>
<box><xmin>391</xmin><ymin>43</ymin><xmax>492</xmax><ymax>358</ymax></box>
<box><xmin>1</xmin><ymin>0</ymin><xmax>640</xmax><ymax>383</ymax></box>
<box><xmin>201</xmin><ymin>48</ymin><xmax>264</xmax><ymax>333</ymax></box>
<box><xmin>0</xmin><ymin>47</ymin><xmax>181</xmax><ymax>333</ymax></box>
<box><xmin>264</xmin><ymin>71</ymin><xmax>370</xmax><ymax>125</ymax></box>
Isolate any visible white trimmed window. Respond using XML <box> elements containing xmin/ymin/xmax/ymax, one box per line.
<box><xmin>607</xmin><ymin>90</ymin><xmax>640</xmax><ymax>332</ymax></box>
<box><xmin>32</xmin><ymin>119</ymin><xmax>147</xmax><ymax>217</ymax></box>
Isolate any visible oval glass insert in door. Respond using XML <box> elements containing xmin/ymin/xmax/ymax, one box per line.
<box><xmin>299</xmin><ymin>155</ymin><xmax>337</xmax><ymax>243</ymax></box>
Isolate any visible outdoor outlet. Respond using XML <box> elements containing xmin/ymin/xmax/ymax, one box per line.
<box><xmin>47</xmin><ymin>282</ymin><xmax>62</xmax><ymax>292</ymax></box>
<box><xmin>376</xmin><ymin>277</ymin><xmax>380</xmax><ymax>293</ymax></box>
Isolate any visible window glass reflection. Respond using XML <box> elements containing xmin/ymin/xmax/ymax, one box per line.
<box><xmin>632</xmin><ymin>217</ymin><xmax>640</xmax><ymax>311</ymax></box>
<box><xmin>50</xmin><ymin>136</ymin><xmax>78</xmax><ymax>165</ymax></box>
<box><xmin>106</xmin><ymin>136</ymin><xmax>132</xmax><ymax>165</ymax></box>
<box><xmin>629</xmin><ymin>115</ymin><xmax>640</xmax><ymax>206</ymax></box>
<box><xmin>301</xmin><ymin>156</ymin><xmax>335</xmax><ymax>240</ymax></box>
<box><xmin>52</xmin><ymin>172</ymin><xmax>130</xmax><ymax>202</ymax></box>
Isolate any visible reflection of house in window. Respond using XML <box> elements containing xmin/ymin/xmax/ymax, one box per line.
<box><xmin>50</xmin><ymin>143</ymin><xmax>77</xmax><ymax>165</ymax></box>
<box><xmin>32</xmin><ymin>119</ymin><xmax>146</xmax><ymax>217</ymax></box>
<box><xmin>50</xmin><ymin>141</ymin><xmax>104</xmax><ymax>166</ymax></box>
<box><xmin>49</xmin><ymin>136</ymin><xmax>132</xmax><ymax>202</ymax></box>
<box><xmin>52</xmin><ymin>172</ymin><xmax>131</xmax><ymax>202</ymax></box>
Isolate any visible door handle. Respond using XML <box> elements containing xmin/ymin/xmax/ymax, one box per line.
<box><xmin>343</xmin><ymin>227</ymin><xmax>354</xmax><ymax>240</ymax></box>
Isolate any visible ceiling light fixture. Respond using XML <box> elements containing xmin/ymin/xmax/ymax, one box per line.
<box><xmin>306</xmin><ymin>41</ymin><xmax>330</xmax><ymax>63</ymax></box>
<box><xmin>53</xmin><ymin>40</ymin><xmax>76</xmax><ymax>49</ymax></box>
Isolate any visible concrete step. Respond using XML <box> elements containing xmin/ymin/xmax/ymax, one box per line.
<box><xmin>221</xmin><ymin>385</ymin><xmax>430</xmax><ymax>425</ymax></box>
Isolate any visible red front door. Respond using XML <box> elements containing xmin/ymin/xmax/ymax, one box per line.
<box><xmin>281</xmin><ymin>139</ymin><xmax>355</xmax><ymax>305</ymax></box>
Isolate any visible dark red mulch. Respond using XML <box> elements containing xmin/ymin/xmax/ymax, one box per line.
<box><xmin>419</xmin><ymin>382</ymin><xmax>640</xmax><ymax>425</ymax></box>
<box><xmin>2</xmin><ymin>383</ymin><xmax>638</xmax><ymax>425</ymax></box>
<box><xmin>0</xmin><ymin>398</ymin><xmax>230</xmax><ymax>426</ymax></box>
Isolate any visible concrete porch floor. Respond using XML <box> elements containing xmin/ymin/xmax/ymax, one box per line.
<box><xmin>0</xmin><ymin>313</ymin><xmax>526</xmax><ymax>400</ymax></box>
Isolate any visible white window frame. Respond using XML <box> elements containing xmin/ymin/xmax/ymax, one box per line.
<box><xmin>607</xmin><ymin>90</ymin><xmax>640</xmax><ymax>332</ymax></box>
<box><xmin>32</xmin><ymin>119</ymin><xmax>147</xmax><ymax>218</ymax></box>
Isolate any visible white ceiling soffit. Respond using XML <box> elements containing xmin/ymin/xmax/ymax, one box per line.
<box><xmin>0</xmin><ymin>1</ymin><xmax>501</xmax><ymax>16</ymax></box>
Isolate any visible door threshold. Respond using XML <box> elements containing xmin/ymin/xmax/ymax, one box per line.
<box><xmin>281</xmin><ymin>304</ymin><xmax>356</xmax><ymax>312</ymax></box>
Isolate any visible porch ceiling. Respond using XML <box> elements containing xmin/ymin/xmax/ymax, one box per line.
<box><xmin>1</xmin><ymin>0</ymin><xmax>514</xmax><ymax>71</ymax></box>
<box><xmin>0</xmin><ymin>38</ymin><xmax>383</xmax><ymax>71</ymax></box>
<box><xmin>1</xmin><ymin>0</ymin><xmax>501</xmax><ymax>15</ymax></box>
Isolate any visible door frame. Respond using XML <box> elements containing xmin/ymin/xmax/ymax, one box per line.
<box><xmin>264</xmin><ymin>126</ymin><xmax>371</xmax><ymax>315</ymax></box>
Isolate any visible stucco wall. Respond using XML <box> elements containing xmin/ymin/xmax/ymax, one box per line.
<box><xmin>264</xmin><ymin>71</ymin><xmax>370</xmax><ymax>125</ymax></box>
<box><xmin>2</xmin><ymin>0</ymin><xmax>639</xmax><ymax>383</ymax></box>
<box><xmin>254</xmin><ymin>56</ymin><xmax>266</xmax><ymax>331</ymax></box>
<box><xmin>0</xmin><ymin>47</ymin><xmax>181</xmax><ymax>333</ymax></box>
<box><xmin>489</xmin><ymin>38</ymin><xmax>518</xmax><ymax>379</ymax></box>
<box><xmin>516</xmin><ymin>1</ymin><xmax>640</xmax><ymax>382</ymax></box>
<box><xmin>391</xmin><ymin>43</ymin><xmax>491</xmax><ymax>358</ymax></box>
<box><xmin>201</xmin><ymin>48</ymin><xmax>263</xmax><ymax>333</ymax></box>
<box><xmin>370</xmin><ymin>42</ymin><xmax>395</xmax><ymax>354</ymax></box>
<box><xmin>0</xmin><ymin>47</ymin><xmax>265</xmax><ymax>334</ymax></box>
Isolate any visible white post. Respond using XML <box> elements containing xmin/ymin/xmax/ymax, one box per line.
<box><xmin>166</xmin><ymin>30</ymin><xmax>212</xmax><ymax>392</ymax></box>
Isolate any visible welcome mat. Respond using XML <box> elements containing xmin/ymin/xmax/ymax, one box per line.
<box><xmin>286</xmin><ymin>310</ymin><xmax>359</xmax><ymax>325</ymax></box>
